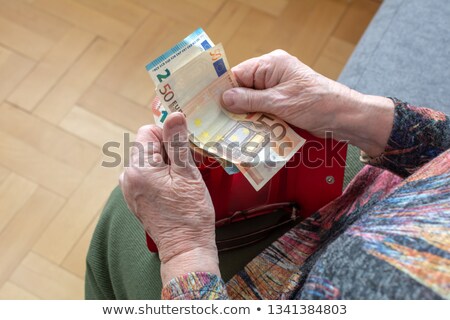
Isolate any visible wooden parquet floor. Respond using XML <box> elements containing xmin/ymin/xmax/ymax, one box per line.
<box><xmin>0</xmin><ymin>0</ymin><xmax>381</xmax><ymax>299</ymax></box>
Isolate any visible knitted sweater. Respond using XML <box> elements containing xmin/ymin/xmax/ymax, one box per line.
<box><xmin>161</xmin><ymin>99</ymin><xmax>450</xmax><ymax>300</ymax></box>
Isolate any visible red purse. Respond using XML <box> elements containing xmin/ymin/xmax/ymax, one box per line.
<box><xmin>145</xmin><ymin>126</ymin><xmax>347</xmax><ymax>253</ymax></box>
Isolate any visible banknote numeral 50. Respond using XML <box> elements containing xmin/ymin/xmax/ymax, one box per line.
<box><xmin>209</xmin><ymin>48</ymin><xmax>222</xmax><ymax>61</ymax></box>
<box><xmin>156</xmin><ymin>68</ymin><xmax>171</xmax><ymax>82</ymax></box>
<box><xmin>158</xmin><ymin>84</ymin><xmax>175</xmax><ymax>102</ymax></box>
<box><xmin>256</xmin><ymin>114</ymin><xmax>287</xmax><ymax>141</ymax></box>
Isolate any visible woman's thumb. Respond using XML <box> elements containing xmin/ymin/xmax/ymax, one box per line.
<box><xmin>222</xmin><ymin>87</ymin><xmax>272</xmax><ymax>113</ymax></box>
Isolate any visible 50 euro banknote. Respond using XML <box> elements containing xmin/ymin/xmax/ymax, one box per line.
<box><xmin>155</xmin><ymin>43</ymin><xmax>306</xmax><ymax>191</ymax></box>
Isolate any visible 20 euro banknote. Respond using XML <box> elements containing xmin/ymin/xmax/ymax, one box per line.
<box><xmin>146</xmin><ymin>28</ymin><xmax>214</xmax><ymax>126</ymax></box>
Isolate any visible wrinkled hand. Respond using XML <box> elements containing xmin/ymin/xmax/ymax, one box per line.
<box><xmin>119</xmin><ymin>112</ymin><xmax>218</xmax><ymax>281</ymax></box>
<box><xmin>222</xmin><ymin>50</ymin><xmax>394</xmax><ymax>156</ymax></box>
<box><xmin>222</xmin><ymin>49</ymin><xmax>356</xmax><ymax>139</ymax></box>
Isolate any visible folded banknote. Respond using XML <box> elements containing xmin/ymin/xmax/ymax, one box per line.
<box><xmin>146</xmin><ymin>29</ymin><xmax>305</xmax><ymax>190</ymax></box>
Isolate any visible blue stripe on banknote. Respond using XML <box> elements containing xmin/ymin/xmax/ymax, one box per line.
<box><xmin>146</xmin><ymin>28</ymin><xmax>210</xmax><ymax>72</ymax></box>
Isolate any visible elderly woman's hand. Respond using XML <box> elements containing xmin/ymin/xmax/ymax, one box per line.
<box><xmin>119</xmin><ymin>112</ymin><xmax>219</xmax><ymax>284</ymax></box>
<box><xmin>222</xmin><ymin>50</ymin><xmax>395</xmax><ymax>157</ymax></box>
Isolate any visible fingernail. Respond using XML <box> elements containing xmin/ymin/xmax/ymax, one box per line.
<box><xmin>170</xmin><ymin>112</ymin><xmax>185</xmax><ymax>127</ymax></box>
<box><xmin>164</xmin><ymin>112</ymin><xmax>185</xmax><ymax>134</ymax></box>
<box><xmin>222</xmin><ymin>90</ymin><xmax>235</xmax><ymax>107</ymax></box>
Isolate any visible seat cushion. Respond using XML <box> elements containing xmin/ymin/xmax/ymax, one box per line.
<box><xmin>339</xmin><ymin>0</ymin><xmax>450</xmax><ymax>114</ymax></box>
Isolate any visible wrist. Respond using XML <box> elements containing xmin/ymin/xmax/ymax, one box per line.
<box><xmin>329</xmin><ymin>84</ymin><xmax>395</xmax><ymax>156</ymax></box>
<box><xmin>160</xmin><ymin>246</ymin><xmax>220</xmax><ymax>286</ymax></box>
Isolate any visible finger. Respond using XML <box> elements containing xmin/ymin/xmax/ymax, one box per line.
<box><xmin>150</xmin><ymin>96</ymin><xmax>161</xmax><ymax>115</ymax></box>
<box><xmin>162</xmin><ymin>112</ymin><xmax>199</xmax><ymax>178</ymax></box>
<box><xmin>231</xmin><ymin>57</ymin><xmax>260</xmax><ymax>88</ymax></box>
<box><xmin>118</xmin><ymin>172</ymin><xmax>124</xmax><ymax>188</ymax></box>
<box><xmin>222</xmin><ymin>87</ymin><xmax>277</xmax><ymax>114</ymax></box>
<box><xmin>131</xmin><ymin>125</ymin><xmax>165</xmax><ymax>167</ymax></box>
<box><xmin>233</xmin><ymin>53</ymin><xmax>282</xmax><ymax>90</ymax></box>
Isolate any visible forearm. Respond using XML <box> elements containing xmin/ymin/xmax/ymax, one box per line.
<box><xmin>160</xmin><ymin>246</ymin><xmax>228</xmax><ymax>300</ymax></box>
<box><xmin>160</xmin><ymin>247</ymin><xmax>221</xmax><ymax>286</ymax></box>
<box><xmin>362</xmin><ymin>98</ymin><xmax>450</xmax><ymax>177</ymax></box>
<box><xmin>328</xmin><ymin>83</ymin><xmax>395</xmax><ymax>157</ymax></box>
<box><xmin>329</xmin><ymin>83</ymin><xmax>450</xmax><ymax>177</ymax></box>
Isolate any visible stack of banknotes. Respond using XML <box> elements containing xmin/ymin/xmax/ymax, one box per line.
<box><xmin>146</xmin><ymin>28</ymin><xmax>305</xmax><ymax>191</ymax></box>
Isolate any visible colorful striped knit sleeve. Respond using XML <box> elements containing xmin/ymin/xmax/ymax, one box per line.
<box><xmin>361</xmin><ymin>98</ymin><xmax>450</xmax><ymax>177</ymax></box>
<box><xmin>161</xmin><ymin>272</ymin><xmax>228</xmax><ymax>300</ymax></box>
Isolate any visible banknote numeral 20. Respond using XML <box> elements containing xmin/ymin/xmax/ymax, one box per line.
<box><xmin>158</xmin><ymin>84</ymin><xmax>174</xmax><ymax>102</ymax></box>
<box><xmin>256</xmin><ymin>114</ymin><xmax>287</xmax><ymax>141</ymax></box>
<box><xmin>156</xmin><ymin>68</ymin><xmax>171</xmax><ymax>82</ymax></box>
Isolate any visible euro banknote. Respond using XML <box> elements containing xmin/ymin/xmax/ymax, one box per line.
<box><xmin>147</xmin><ymin>37</ymin><xmax>240</xmax><ymax>175</ymax></box>
<box><xmin>151</xmin><ymin>96</ymin><xmax>241</xmax><ymax>175</ymax></box>
<box><xmin>146</xmin><ymin>28</ymin><xmax>214</xmax><ymax>126</ymax></box>
<box><xmin>155</xmin><ymin>44</ymin><xmax>305</xmax><ymax>191</ymax></box>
